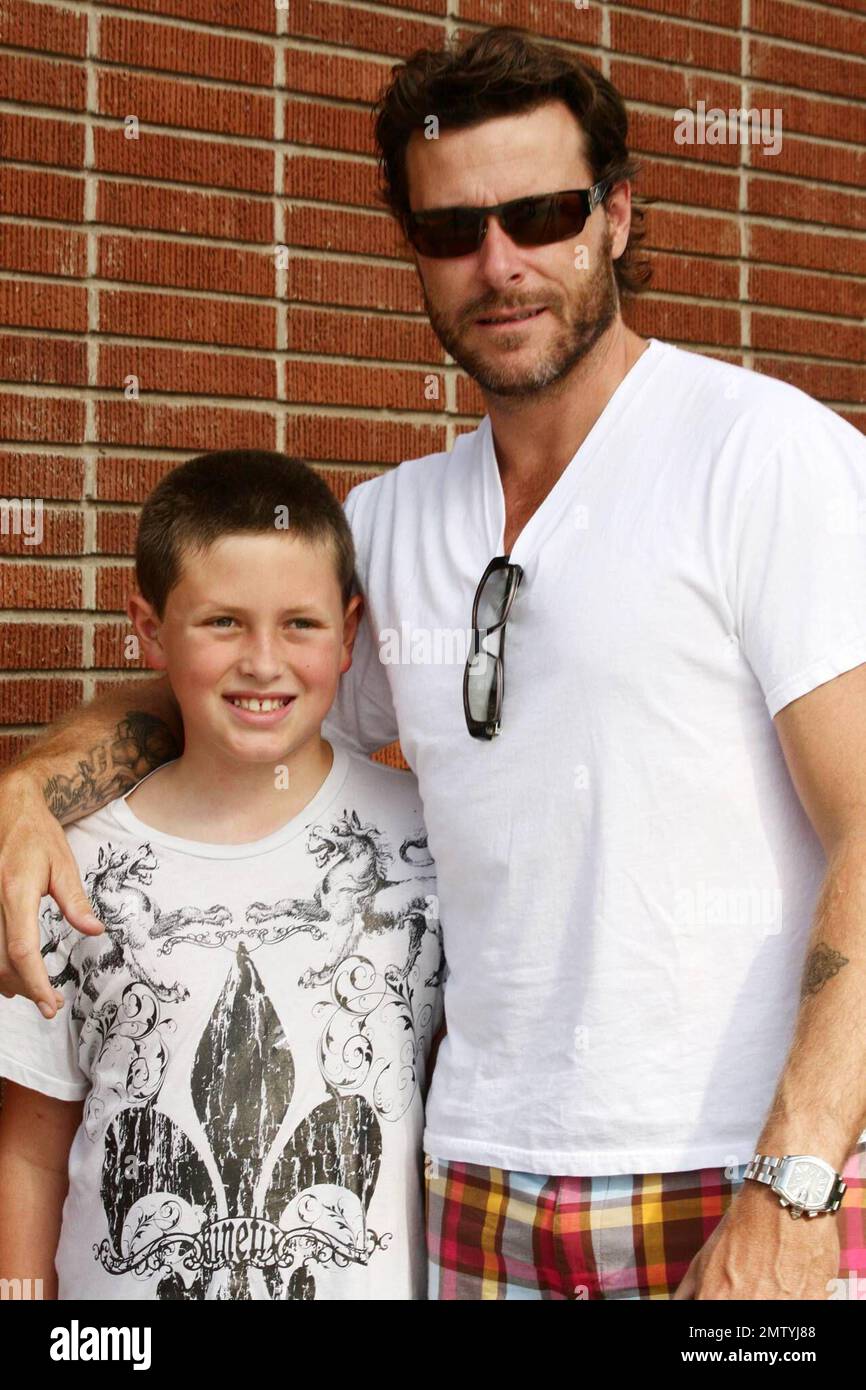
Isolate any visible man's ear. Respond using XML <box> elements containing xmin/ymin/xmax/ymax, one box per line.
<box><xmin>605</xmin><ymin>179</ymin><xmax>632</xmax><ymax>264</ymax></box>
<box><xmin>340</xmin><ymin>593</ymin><xmax>364</xmax><ymax>673</ymax></box>
<box><xmin>127</xmin><ymin>591</ymin><xmax>168</xmax><ymax>671</ymax></box>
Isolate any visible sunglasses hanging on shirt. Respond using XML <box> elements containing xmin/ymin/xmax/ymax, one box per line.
<box><xmin>464</xmin><ymin>556</ymin><xmax>524</xmax><ymax>739</ymax></box>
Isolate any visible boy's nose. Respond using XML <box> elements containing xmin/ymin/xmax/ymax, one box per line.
<box><xmin>237</xmin><ymin>633</ymin><xmax>285</xmax><ymax>680</ymax></box>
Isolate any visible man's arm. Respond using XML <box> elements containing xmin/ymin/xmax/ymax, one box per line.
<box><xmin>676</xmin><ymin>661</ymin><xmax>866</xmax><ymax>1300</ymax></box>
<box><xmin>14</xmin><ymin>674</ymin><xmax>182</xmax><ymax>824</ymax></box>
<box><xmin>755</xmin><ymin>661</ymin><xmax>866</xmax><ymax>1167</ymax></box>
<box><xmin>0</xmin><ymin>1079</ymin><xmax>84</xmax><ymax>1299</ymax></box>
<box><xmin>0</xmin><ymin>675</ymin><xmax>181</xmax><ymax>1013</ymax></box>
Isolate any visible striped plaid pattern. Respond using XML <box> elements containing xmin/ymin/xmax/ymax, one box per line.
<box><xmin>425</xmin><ymin>1146</ymin><xmax>866</xmax><ymax>1300</ymax></box>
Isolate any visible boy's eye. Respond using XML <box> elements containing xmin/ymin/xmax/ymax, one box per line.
<box><xmin>206</xmin><ymin>616</ymin><xmax>317</xmax><ymax>629</ymax></box>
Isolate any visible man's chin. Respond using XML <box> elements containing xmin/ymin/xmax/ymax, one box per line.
<box><xmin>484</xmin><ymin>312</ymin><xmax>620</xmax><ymax>397</ymax></box>
<box><xmin>452</xmin><ymin>343</ymin><xmax>589</xmax><ymax>398</ymax></box>
<box><xmin>473</xmin><ymin>360</ymin><xmax>572</xmax><ymax>397</ymax></box>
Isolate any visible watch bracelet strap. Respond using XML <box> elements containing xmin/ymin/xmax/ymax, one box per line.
<box><xmin>744</xmin><ymin>1153</ymin><xmax>782</xmax><ymax>1185</ymax></box>
<box><xmin>744</xmin><ymin>1153</ymin><xmax>847</xmax><ymax>1211</ymax></box>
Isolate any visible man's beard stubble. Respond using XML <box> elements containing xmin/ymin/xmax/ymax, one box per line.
<box><xmin>421</xmin><ymin>232</ymin><xmax>620</xmax><ymax>399</ymax></box>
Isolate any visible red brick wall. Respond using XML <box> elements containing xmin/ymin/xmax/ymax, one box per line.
<box><xmin>1</xmin><ymin>0</ymin><xmax>864</xmax><ymax>768</ymax></box>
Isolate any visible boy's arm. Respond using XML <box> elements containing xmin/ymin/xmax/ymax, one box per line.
<box><xmin>0</xmin><ymin>675</ymin><xmax>181</xmax><ymax>1013</ymax></box>
<box><xmin>0</xmin><ymin>1079</ymin><xmax>84</xmax><ymax>1299</ymax></box>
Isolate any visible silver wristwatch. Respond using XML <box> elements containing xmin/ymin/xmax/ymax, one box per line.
<box><xmin>744</xmin><ymin>1153</ymin><xmax>846</xmax><ymax>1218</ymax></box>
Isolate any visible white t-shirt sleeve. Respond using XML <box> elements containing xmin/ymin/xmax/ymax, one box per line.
<box><xmin>730</xmin><ymin>409</ymin><xmax>866</xmax><ymax>720</ymax></box>
<box><xmin>0</xmin><ymin>902</ymin><xmax>88</xmax><ymax>1101</ymax></box>
<box><xmin>322</xmin><ymin>481</ymin><xmax>400</xmax><ymax>756</ymax></box>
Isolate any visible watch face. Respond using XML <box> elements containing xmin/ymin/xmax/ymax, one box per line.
<box><xmin>786</xmin><ymin>1161</ymin><xmax>832</xmax><ymax>1207</ymax></box>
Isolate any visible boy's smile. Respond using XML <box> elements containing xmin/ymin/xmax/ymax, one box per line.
<box><xmin>222</xmin><ymin>691</ymin><xmax>297</xmax><ymax>725</ymax></box>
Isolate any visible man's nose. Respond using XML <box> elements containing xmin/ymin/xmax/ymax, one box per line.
<box><xmin>474</xmin><ymin>214</ymin><xmax>527</xmax><ymax>284</ymax></box>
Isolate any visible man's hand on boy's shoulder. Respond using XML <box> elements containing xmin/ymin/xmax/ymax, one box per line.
<box><xmin>0</xmin><ymin>769</ymin><xmax>103</xmax><ymax>1016</ymax></box>
<box><xmin>0</xmin><ymin>675</ymin><xmax>182</xmax><ymax>1015</ymax></box>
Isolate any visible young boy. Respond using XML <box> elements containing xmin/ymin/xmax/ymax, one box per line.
<box><xmin>0</xmin><ymin>450</ymin><xmax>444</xmax><ymax>1301</ymax></box>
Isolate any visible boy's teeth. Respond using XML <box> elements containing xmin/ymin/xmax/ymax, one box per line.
<box><xmin>230</xmin><ymin>697</ymin><xmax>288</xmax><ymax>712</ymax></box>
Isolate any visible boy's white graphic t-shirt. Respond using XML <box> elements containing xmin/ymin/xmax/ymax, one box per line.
<box><xmin>0</xmin><ymin>744</ymin><xmax>443</xmax><ymax>1300</ymax></box>
<box><xmin>324</xmin><ymin>339</ymin><xmax>866</xmax><ymax>1176</ymax></box>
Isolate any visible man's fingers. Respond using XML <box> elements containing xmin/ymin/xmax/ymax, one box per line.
<box><xmin>2</xmin><ymin>883</ymin><xmax>59</xmax><ymax>1015</ymax></box>
<box><xmin>672</xmin><ymin>1262</ymin><xmax>697</xmax><ymax>1299</ymax></box>
<box><xmin>48</xmin><ymin>853</ymin><xmax>103</xmax><ymax>937</ymax></box>
<box><xmin>0</xmin><ymin>913</ymin><xmax>13</xmax><ymax>995</ymax></box>
<box><xmin>0</xmin><ymin>833</ymin><xmax>99</xmax><ymax>1017</ymax></box>
<box><xmin>0</xmin><ymin>774</ymin><xmax>99</xmax><ymax>1014</ymax></box>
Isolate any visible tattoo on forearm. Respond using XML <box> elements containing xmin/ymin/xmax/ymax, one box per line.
<box><xmin>800</xmin><ymin>942</ymin><xmax>850</xmax><ymax>1000</ymax></box>
<box><xmin>42</xmin><ymin>712</ymin><xmax>180</xmax><ymax>822</ymax></box>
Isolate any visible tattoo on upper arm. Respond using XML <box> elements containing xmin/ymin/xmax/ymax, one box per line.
<box><xmin>800</xmin><ymin>942</ymin><xmax>850</xmax><ymax>1000</ymax></box>
<box><xmin>42</xmin><ymin>713</ymin><xmax>180</xmax><ymax>822</ymax></box>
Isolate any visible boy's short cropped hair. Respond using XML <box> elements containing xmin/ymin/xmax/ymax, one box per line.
<box><xmin>135</xmin><ymin>449</ymin><xmax>356</xmax><ymax>617</ymax></box>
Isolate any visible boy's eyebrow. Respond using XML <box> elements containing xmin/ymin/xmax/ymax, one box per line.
<box><xmin>191</xmin><ymin>599</ymin><xmax>326</xmax><ymax>615</ymax></box>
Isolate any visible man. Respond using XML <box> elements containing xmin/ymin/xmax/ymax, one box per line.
<box><xmin>2</xmin><ymin>26</ymin><xmax>866</xmax><ymax>1300</ymax></box>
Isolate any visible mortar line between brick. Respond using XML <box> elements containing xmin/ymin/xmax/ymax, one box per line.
<box><xmin>611</xmin><ymin>0</ymin><xmax>866</xmax><ymax>47</ymax></box>
<box><xmin>4</xmin><ymin>139</ymin><xmax>866</xmax><ymax>202</ymax></box>
<box><xmin>82</xmin><ymin>4</ymin><xmax>98</xmax><ymax>686</ymax></box>
<box><xmin>3</xmin><ymin>30</ymin><xmax>866</xmax><ymax>89</ymax></box>
<box><xmin>5</xmin><ymin>205</ymin><xmax>863</xmax><ymax>254</ymax></box>
<box><xmin>90</xmin><ymin>0</ymin><xmax>450</xmax><ymax>44</ymax></box>
<box><xmin>741</xmin><ymin>0</ymin><xmax>752</xmax><ymax>367</ymax></box>
<box><xmin>441</xmin><ymin>2</ymin><xmax>459</xmax><ymax>441</ymax></box>
<box><xmin>275</xmin><ymin>9</ymin><xmax>288</xmax><ymax>451</ymax></box>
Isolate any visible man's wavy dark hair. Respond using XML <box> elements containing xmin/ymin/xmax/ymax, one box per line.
<box><xmin>373</xmin><ymin>25</ymin><xmax>652</xmax><ymax>298</ymax></box>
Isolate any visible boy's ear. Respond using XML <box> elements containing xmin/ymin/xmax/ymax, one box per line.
<box><xmin>127</xmin><ymin>591</ymin><xmax>168</xmax><ymax>671</ymax></box>
<box><xmin>340</xmin><ymin>593</ymin><xmax>364</xmax><ymax>673</ymax></box>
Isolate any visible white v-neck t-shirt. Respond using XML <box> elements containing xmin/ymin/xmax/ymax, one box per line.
<box><xmin>324</xmin><ymin>338</ymin><xmax>866</xmax><ymax>1175</ymax></box>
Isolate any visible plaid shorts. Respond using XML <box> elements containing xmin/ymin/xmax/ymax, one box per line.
<box><xmin>425</xmin><ymin>1147</ymin><xmax>866</xmax><ymax>1300</ymax></box>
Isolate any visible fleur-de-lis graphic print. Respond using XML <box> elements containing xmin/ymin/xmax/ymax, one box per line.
<box><xmin>97</xmin><ymin>943</ymin><xmax>384</xmax><ymax>1300</ymax></box>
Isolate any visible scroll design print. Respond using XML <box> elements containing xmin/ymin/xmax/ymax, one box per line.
<box><xmin>316</xmin><ymin>954</ymin><xmax>436</xmax><ymax>1123</ymax></box>
<box><xmin>79</xmin><ymin>983</ymin><xmax>175</xmax><ymax>1141</ymax></box>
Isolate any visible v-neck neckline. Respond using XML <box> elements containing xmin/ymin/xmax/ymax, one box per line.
<box><xmin>479</xmin><ymin>337</ymin><xmax>666</xmax><ymax>563</ymax></box>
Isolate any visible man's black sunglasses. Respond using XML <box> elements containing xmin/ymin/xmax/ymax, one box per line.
<box><xmin>463</xmin><ymin>556</ymin><xmax>524</xmax><ymax>740</ymax></box>
<box><xmin>404</xmin><ymin>180</ymin><xmax>611</xmax><ymax>259</ymax></box>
